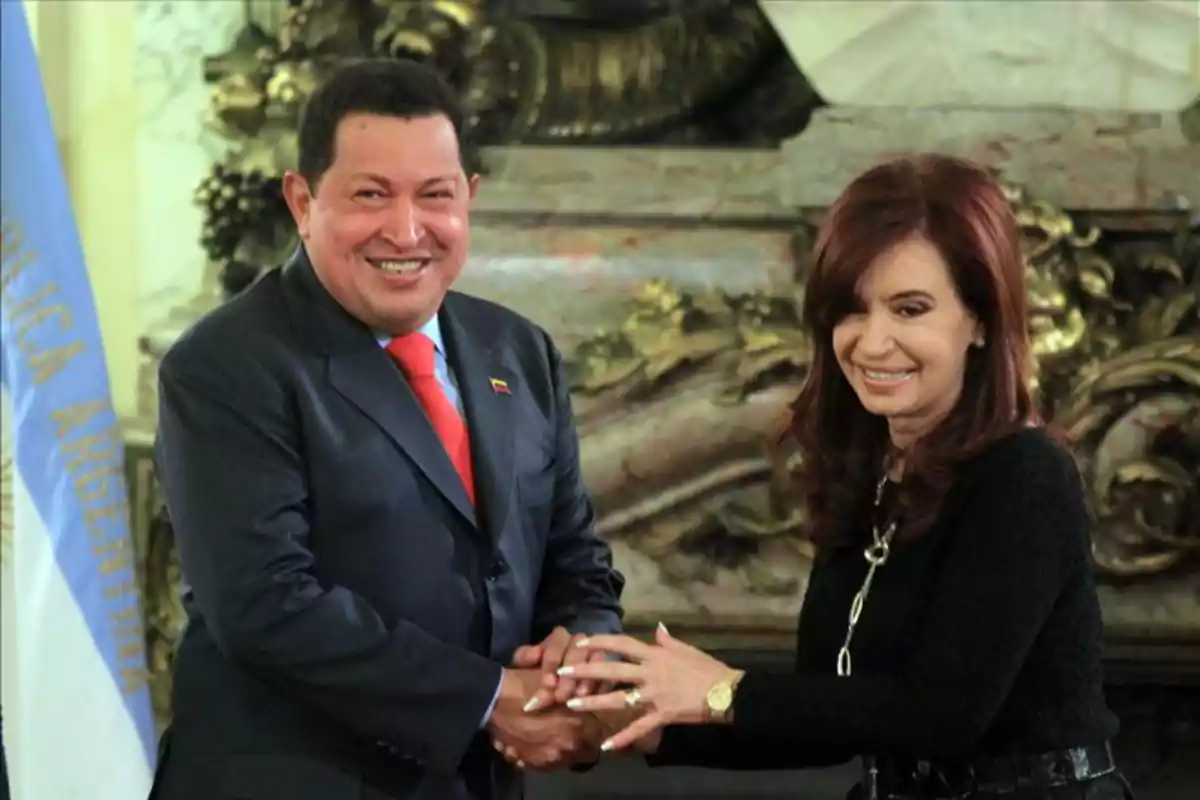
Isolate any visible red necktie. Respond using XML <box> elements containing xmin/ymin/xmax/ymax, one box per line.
<box><xmin>387</xmin><ymin>332</ymin><xmax>475</xmax><ymax>506</ymax></box>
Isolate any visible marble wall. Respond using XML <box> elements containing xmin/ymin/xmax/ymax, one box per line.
<box><xmin>132</xmin><ymin>0</ymin><xmax>244</xmax><ymax>329</ymax></box>
<box><xmin>763</xmin><ymin>0</ymin><xmax>1200</xmax><ymax>112</ymax></box>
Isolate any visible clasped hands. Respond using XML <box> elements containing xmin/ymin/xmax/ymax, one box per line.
<box><xmin>488</xmin><ymin>623</ymin><xmax>742</xmax><ymax>770</ymax></box>
<box><xmin>486</xmin><ymin>625</ymin><xmax>612</xmax><ymax>771</ymax></box>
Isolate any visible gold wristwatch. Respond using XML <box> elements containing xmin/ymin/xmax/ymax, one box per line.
<box><xmin>705</xmin><ymin>670</ymin><xmax>745</xmax><ymax>723</ymax></box>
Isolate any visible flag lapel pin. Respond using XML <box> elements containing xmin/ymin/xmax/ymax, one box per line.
<box><xmin>489</xmin><ymin>377</ymin><xmax>511</xmax><ymax>395</ymax></box>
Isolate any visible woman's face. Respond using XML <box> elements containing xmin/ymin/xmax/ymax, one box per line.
<box><xmin>831</xmin><ymin>235</ymin><xmax>983</xmax><ymax>447</ymax></box>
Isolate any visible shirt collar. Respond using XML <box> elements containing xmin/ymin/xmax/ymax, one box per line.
<box><xmin>376</xmin><ymin>313</ymin><xmax>444</xmax><ymax>356</ymax></box>
<box><xmin>419</xmin><ymin>313</ymin><xmax>445</xmax><ymax>356</ymax></box>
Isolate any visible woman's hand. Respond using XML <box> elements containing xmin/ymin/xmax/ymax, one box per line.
<box><xmin>510</xmin><ymin>625</ymin><xmax>612</xmax><ymax>712</ymax></box>
<box><xmin>590</xmin><ymin>707</ymin><xmax>664</xmax><ymax>756</ymax></box>
<box><xmin>556</xmin><ymin>623</ymin><xmax>743</xmax><ymax>752</ymax></box>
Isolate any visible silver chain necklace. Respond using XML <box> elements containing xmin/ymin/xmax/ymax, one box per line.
<box><xmin>836</xmin><ymin>470</ymin><xmax>897</xmax><ymax>678</ymax></box>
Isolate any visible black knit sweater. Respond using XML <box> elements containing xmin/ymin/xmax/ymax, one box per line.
<box><xmin>651</xmin><ymin>428</ymin><xmax>1119</xmax><ymax>770</ymax></box>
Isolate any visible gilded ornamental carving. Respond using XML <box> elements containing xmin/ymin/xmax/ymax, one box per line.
<box><xmin>194</xmin><ymin>0</ymin><xmax>818</xmax><ymax>295</ymax></box>
<box><xmin>563</xmin><ymin>189</ymin><xmax>1199</xmax><ymax>594</ymax></box>
<box><xmin>122</xmin><ymin>0</ymin><xmax>1198</xmax><ymax>727</ymax></box>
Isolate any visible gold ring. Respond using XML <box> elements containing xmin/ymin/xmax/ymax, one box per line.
<box><xmin>623</xmin><ymin>688</ymin><xmax>643</xmax><ymax>709</ymax></box>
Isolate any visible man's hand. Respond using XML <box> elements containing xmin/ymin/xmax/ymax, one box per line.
<box><xmin>487</xmin><ymin>668</ymin><xmax>600</xmax><ymax>770</ymax></box>
<box><xmin>512</xmin><ymin>626</ymin><xmax>612</xmax><ymax>712</ymax></box>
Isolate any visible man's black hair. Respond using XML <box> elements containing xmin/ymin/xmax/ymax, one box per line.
<box><xmin>296</xmin><ymin>58</ymin><xmax>467</xmax><ymax>187</ymax></box>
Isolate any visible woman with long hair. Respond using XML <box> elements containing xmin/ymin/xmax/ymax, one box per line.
<box><xmin>547</xmin><ymin>155</ymin><xmax>1132</xmax><ymax>799</ymax></box>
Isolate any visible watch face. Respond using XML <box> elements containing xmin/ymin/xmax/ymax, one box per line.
<box><xmin>708</xmin><ymin>683</ymin><xmax>733</xmax><ymax>711</ymax></box>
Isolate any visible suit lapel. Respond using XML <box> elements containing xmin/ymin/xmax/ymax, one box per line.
<box><xmin>327</xmin><ymin>350</ymin><xmax>477</xmax><ymax>527</ymax></box>
<box><xmin>280</xmin><ymin>250</ymin><xmax>477</xmax><ymax>528</ymax></box>
<box><xmin>441</xmin><ymin>297</ymin><xmax>515</xmax><ymax>548</ymax></box>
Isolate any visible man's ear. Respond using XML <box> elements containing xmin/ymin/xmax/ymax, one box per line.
<box><xmin>282</xmin><ymin>170</ymin><xmax>314</xmax><ymax>239</ymax></box>
<box><xmin>467</xmin><ymin>172</ymin><xmax>481</xmax><ymax>201</ymax></box>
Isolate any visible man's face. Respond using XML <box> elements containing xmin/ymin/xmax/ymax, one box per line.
<box><xmin>282</xmin><ymin>112</ymin><xmax>479</xmax><ymax>333</ymax></box>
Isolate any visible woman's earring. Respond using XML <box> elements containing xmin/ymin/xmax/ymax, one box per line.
<box><xmin>972</xmin><ymin>335</ymin><xmax>985</xmax><ymax>348</ymax></box>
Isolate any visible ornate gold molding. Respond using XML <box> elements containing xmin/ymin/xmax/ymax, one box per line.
<box><xmin>565</xmin><ymin>186</ymin><xmax>1199</xmax><ymax>593</ymax></box>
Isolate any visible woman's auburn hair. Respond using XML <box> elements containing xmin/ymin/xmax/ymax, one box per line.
<box><xmin>785</xmin><ymin>154</ymin><xmax>1040</xmax><ymax>544</ymax></box>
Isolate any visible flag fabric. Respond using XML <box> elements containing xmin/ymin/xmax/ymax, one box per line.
<box><xmin>1</xmin><ymin>3</ymin><xmax>157</xmax><ymax>798</ymax></box>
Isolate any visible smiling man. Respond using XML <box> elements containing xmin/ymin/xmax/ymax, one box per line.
<box><xmin>149</xmin><ymin>59</ymin><xmax>625</xmax><ymax>800</ymax></box>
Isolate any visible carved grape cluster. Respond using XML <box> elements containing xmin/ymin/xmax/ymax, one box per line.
<box><xmin>194</xmin><ymin>164</ymin><xmax>285</xmax><ymax>266</ymax></box>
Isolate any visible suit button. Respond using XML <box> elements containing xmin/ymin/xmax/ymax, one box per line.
<box><xmin>488</xmin><ymin>558</ymin><xmax>509</xmax><ymax>581</ymax></box>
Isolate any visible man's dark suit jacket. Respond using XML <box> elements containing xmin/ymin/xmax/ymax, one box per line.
<box><xmin>148</xmin><ymin>251</ymin><xmax>625</xmax><ymax>800</ymax></box>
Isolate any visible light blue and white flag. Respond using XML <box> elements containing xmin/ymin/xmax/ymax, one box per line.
<box><xmin>1</xmin><ymin>3</ymin><xmax>156</xmax><ymax>797</ymax></box>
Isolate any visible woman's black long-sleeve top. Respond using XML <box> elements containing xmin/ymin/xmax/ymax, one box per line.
<box><xmin>649</xmin><ymin>428</ymin><xmax>1120</xmax><ymax>770</ymax></box>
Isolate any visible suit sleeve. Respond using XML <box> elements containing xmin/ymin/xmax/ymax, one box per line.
<box><xmin>718</xmin><ymin>439</ymin><xmax>1087</xmax><ymax>760</ymax></box>
<box><xmin>529</xmin><ymin>333</ymin><xmax>625</xmax><ymax>640</ymax></box>
<box><xmin>155</xmin><ymin>343</ymin><xmax>502</xmax><ymax>776</ymax></box>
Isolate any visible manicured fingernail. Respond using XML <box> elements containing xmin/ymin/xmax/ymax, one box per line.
<box><xmin>657</xmin><ymin>622</ymin><xmax>669</xmax><ymax>635</ymax></box>
<box><xmin>522</xmin><ymin>697</ymin><xmax>541</xmax><ymax>712</ymax></box>
<box><xmin>557</xmin><ymin>666</ymin><xmax>575</xmax><ymax>675</ymax></box>
<box><xmin>574</xmin><ymin>638</ymin><xmax>590</xmax><ymax>648</ymax></box>
<box><xmin>601</xmin><ymin>740</ymin><xmax>614</xmax><ymax>752</ymax></box>
<box><xmin>566</xmin><ymin>698</ymin><xmax>584</xmax><ymax>710</ymax></box>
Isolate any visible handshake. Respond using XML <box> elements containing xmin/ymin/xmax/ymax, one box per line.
<box><xmin>486</xmin><ymin>627</ymin><xmax>642</xmax><ymax>771</ymax></box>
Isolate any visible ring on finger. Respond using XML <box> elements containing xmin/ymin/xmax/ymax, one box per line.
<box><xmin>623</xmin><ymin>688</ymin><xmax>643</xmax><ymax>709</ymax></box>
